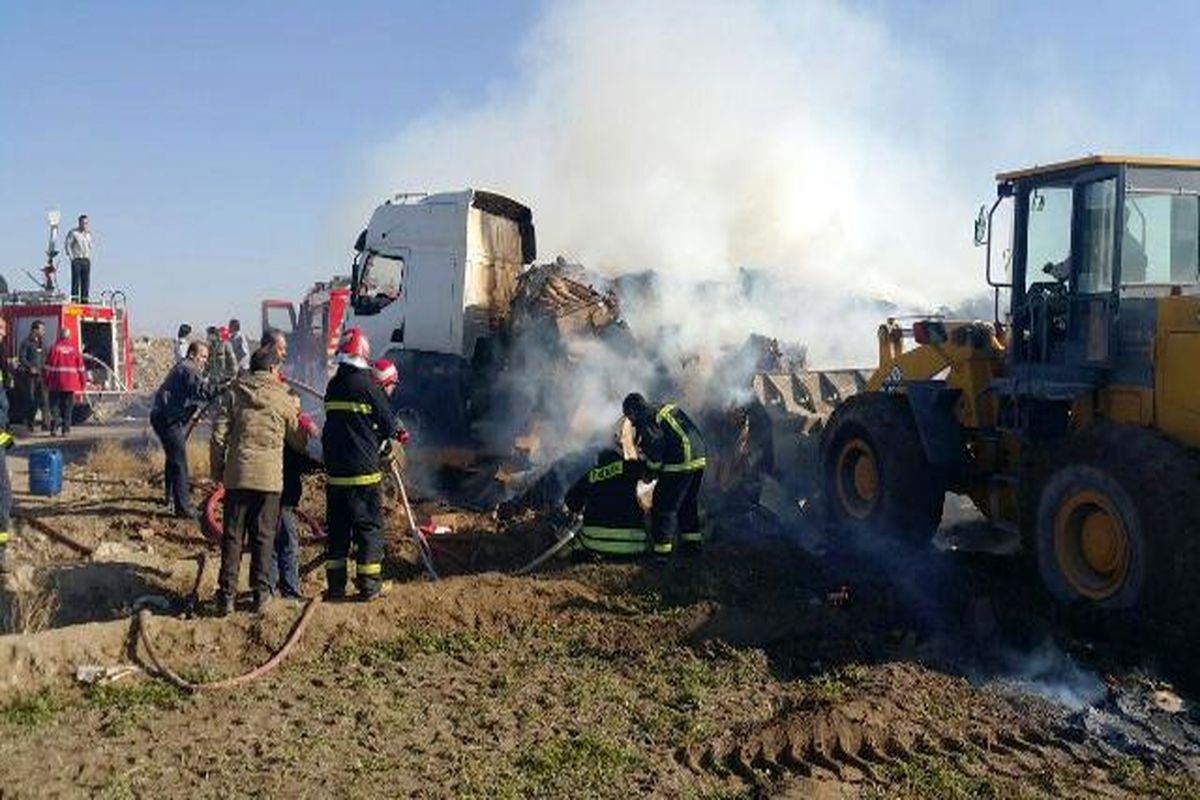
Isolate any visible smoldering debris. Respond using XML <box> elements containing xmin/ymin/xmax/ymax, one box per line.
<box><xmin>451</xmin><ymin>255</ymin><xmax>847</xmax><ymax>556</ymax></box>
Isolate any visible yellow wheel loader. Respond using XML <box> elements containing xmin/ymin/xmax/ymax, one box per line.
<box><xmin>817</xmin><ymin>155</ymin><xmax>1200</xmax><ymax>613</ymax></box>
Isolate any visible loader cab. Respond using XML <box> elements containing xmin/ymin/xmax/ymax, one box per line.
<box><xmin>986</xmin><ymin>156</ymin><xmax>1200</xmax><ymax>393</ymax></box>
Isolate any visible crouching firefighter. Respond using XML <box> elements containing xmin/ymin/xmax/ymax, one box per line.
<box><xmin>564</xmin><ymin>448</ymin><xmax>649</xmax><ymax>557</ymax></box>
<box><xmin>322</xmin><ymin>330</ymin><xmax>399</xmax><ymax>601</ymax></box>
<box><xmin>622</xmin><ymin>393</ymin><xmax>707</xmax><ymax>556</ymax></box>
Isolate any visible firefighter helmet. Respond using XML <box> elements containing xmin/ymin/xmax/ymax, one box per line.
<box><xmin>338</xmin><ymin>328</ymin><xmax>370</xmax><ymax>360</ymax></box>
<box><xmin>372</xmin><ymin>358</ymin><xmax>398</xmax><ymax>389</ymax></box>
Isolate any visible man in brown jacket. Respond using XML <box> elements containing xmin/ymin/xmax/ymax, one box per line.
<box><xmin>211</xmin><ymin>346</ymin><xmax>304</xmax><ymax>614</ymax></box>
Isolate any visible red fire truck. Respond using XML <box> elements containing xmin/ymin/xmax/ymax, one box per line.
<box><xmin>261</xmin><ymin>277</ymin><xmax>350</xmax><ymax>387</ymax></box>
<box><xmin>2</xmin><ymin>289</ymin><xmax>133</xmax><ymax>422</ymax></box>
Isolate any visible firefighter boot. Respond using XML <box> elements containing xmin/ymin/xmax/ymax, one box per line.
<box><xmin>356</xmin><ymin>574</ymin><xmax>382</xmax><ymax>603</ymax></box>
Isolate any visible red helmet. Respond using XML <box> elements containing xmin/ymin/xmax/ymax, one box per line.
<box><xmin>338</xmin><ymin>327</ymin><xmax>370</xmax><ymax>360</ymax></box>
<box><xmin>372</xmin><ymin>358</ymin><xmax>398</xmax><ymax>389</ymax></box>
<box><xmin>218</xmin><ymin>325</ymin><xmax>230</xmax><ymax>342</ymax></box>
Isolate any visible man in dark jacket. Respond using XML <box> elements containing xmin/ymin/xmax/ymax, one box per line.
<box><xmin>270</xmin><ymin>413</ymin><xmax>322</xmax><ymax>599</ymax></box>
<box><xmin>564</xmin><ymin>448</ymin><xmax>649</xmax><ymax>556</ymax></box>
<box><xmin>622</xmin><ymin>392</ymin><xmax>707</xmax><ymax>557</ymax></box>
<box><xmin>322</xmin><ymin>330</ymin><xmax>398</xmax><ymax>601</ymax></box>
<box><xmin>18</xmin><ymin>321</ymin><xmax>51</xmax><ymax>433</ymax></box>
<box><xmin>151</xmin><ymin>342</ymin><xmax>215</xmax><ymax>518</ymax></box>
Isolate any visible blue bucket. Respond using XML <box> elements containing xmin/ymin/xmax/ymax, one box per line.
<box><xmin>28</xmin><ymin>449</ymin><xmax>63</xmax><ymax>496</ymax></box>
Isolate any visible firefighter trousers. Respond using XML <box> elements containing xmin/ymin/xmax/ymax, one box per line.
<box><xmin>650</xmin><ymin>470</ymin><xmax>703</xmax><ymax>554</ymax></box>
<box><xmin>324</xmin><ymin>483</ymin><xmax>385</xmax><ymax>596</ymax></box>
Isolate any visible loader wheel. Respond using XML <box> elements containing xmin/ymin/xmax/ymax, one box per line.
<box><xmin>1033</xmin><ymin>425</ymin><xmax>1200</xmax><ymax>612</ymax></box>
<box><xmin>1036</xmin><ymin>470</ymin><xmax>1141</xmax><ymax>607</ymax></box>
<box><xmin>820</xmin><ymin>393</ymin><xmax>944</xmax><ymax>543</ymax></box>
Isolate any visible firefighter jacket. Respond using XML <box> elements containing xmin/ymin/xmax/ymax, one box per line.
<box><xmin>0</xmin><ymin>357</ymin><xmax>12</xmax><ymax>448</ymax></box>
<box><xmin>152</xmin><ymin>359</ymin><xmax>217</xmax><ymax>427</ymax></box>
<box><xmin>635</xmin><ymin>403</ymin><xmax>706</xmax><ymax>474</ymax></box>
<box><xmin>44</xmin><ymin>339</ymin><xmax>87</xmax><ymax>393</ymax></box>
<box><xmin>210</xmin><ymin>371</ymin><xmax>302</xmax><ymax>493</ymax></box>
<box><xmin>564</xmin><ymin>457</ymin><xmax>648</xmax><ymax>555</ymax></box>
<box><xmin>321</xmin><ymin>363</ymin><xmax>398</xmax><ymax>486</ymax></box>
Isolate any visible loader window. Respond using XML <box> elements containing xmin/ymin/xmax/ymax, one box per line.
<box><xmin>1025</xmin><ymin>186</ymin><xmax>1073</xmax><ymax>288</ymax></box>
<box><xmin>1121</xmin><ymin>193</ymin><xmax>1200</xmax><ymax>285</ymax></box>
<box><xmin>1077</xmin><ymin>178</ymin><xmax>1117</xmax><ymax>294</ymax></box>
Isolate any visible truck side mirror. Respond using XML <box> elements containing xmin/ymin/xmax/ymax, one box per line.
<box><xmin>973</xmin><ymin>205</ymin><xmax>988</xmax><ymax>247</ymax></box>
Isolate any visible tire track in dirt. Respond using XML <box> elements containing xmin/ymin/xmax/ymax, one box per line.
<box><xmin>685</xmin><ymin>663</ymin><xmax>1130</xmax><ymax>794</ymax></box>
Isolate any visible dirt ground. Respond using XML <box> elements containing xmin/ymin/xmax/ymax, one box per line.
<box><xmin>0</xmin><ymin>420</ymin><xmax>1198</xmax><ymax>798</ymax></box>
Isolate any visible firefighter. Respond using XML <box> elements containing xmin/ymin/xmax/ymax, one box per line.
<box><xmin>563</xmin><ymin>448</ymin><xmax>649</xmax><ymax>556</ymax></box>
<box><xmin>0</xmin><ymin>319</ymin><xmax>14</xmax><ymax>571</ymax></box>
<box><xmin>372</xmin><ymin>358</ymin><xmax>411</xmax><ymax>475</ymax></box>
<box><xmin>322</xmin><ymin>330</ymin><xmax>399</xmax><ymax>601</ymax></box>
<box><xmin>622</xmin><ymin>392</ymin><xmax>707</xmax><ymax>556</ymax></box>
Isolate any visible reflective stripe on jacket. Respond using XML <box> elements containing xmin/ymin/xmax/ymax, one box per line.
<box><xmin>640</xmin><ymin>403</ymin><xmax>706</xmax><ymax>473</ymax></box>
<box><xmin>322</xmin><ymin>363</ymin><xmax>397</xmax><ymax>482</ymax></box>
<box><xmin>564</xmin><ymin>457</ymin><xmax>648</xmax><ymax>556</ymax></box>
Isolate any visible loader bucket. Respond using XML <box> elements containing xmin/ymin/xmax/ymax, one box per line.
<box><xmin>749</xmin><ymin>368</ymin><xmax>872</xmax><ymax>497</ymax></box>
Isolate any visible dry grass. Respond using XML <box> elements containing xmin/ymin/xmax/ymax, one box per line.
<box><xmin>186</xmin><ymin>436</ymin><xmax>211</xmax><ymax>481</ymax></box>
<box><xmin>81</xmin><ymin>434</ymin><xmax>214</xmax><ymax>486</ymax></box>
<box><xmin>1</xmin><ymin>570</ymin><xmax>60</xmax><ymax>634</ymax></box>
<box><xmin>78</xmin><ymin>440</ymin><xmax>156</xmax><ymax>482</ymax></box>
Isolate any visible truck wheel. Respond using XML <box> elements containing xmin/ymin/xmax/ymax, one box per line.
<box><xmin>820</xmin><ymin>393</ymin><xmax>943</xmax><ymax>544</ymax></box>
<box><xmin>1033</xmin><ymin>425</ymin><xmax>1198</xmax><ymax>613</ymax></box>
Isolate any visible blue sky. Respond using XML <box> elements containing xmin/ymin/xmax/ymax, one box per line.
<box><xmin>2</xmin><ymin>1</ymin><xmax>1200</xmax><ymax>335</ymax></box>
<box><xmin>0</xmin><ymin>0</ymin><xmax>539</xmax><ymax>333</ymax></box>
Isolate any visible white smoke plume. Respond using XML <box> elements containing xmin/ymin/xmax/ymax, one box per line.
<box><xmin>356</xmin><ymin>0</ymin><xmax>1004</xmax><ymax>368</ymax></box>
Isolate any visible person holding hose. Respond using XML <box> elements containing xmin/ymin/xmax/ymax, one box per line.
<box><xmin>563</xmin><ymin>447</ymin><xmax>650</xmax><ymax>557</ymax></box>
<box><xmin>151</xmin><ymin>341</ymin><xmax>215</xmax><ymax>518</ymax></box>
<box><xmin>210</xmin><ymin>346</ymin><xmax>304</xmax><ymax>614</ymax></box>
<box><xmin>322</xmin><ymin>330</ymin><xmax>398</xmax><ymax>601</ymax></box>
<box><xmin>270</xmin><ymin>412</ymin><xmax>322</xmax><ymax>600</ymax></box>
<box><xmin>622</xmin><ymin>392</ymin><xmax>707</xmax><ymax>558</ymax></box>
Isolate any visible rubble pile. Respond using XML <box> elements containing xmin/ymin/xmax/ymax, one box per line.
<box><xmin>131</xmin><ymin>336</ymin><xmax>176</xmax><ymax>391</ymax></box>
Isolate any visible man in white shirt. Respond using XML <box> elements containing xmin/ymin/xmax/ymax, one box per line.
<box><xmin>64</xmin><ymin>214</ymin><xmax>93</xmax><ymax>302</ymax></box>
<box><xmin>228</xmin><ymin>318</ymin><xmax>251</xmax><ymax>373</ymax></box>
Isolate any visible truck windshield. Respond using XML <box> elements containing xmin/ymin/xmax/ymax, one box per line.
<box><xmin>354</xmin><ymin>252</ymin><xmax>404</xmax><ymax>314</ymax></box>
<box><xmin>1122</xmin><ymin>192</ymin><xmax>1200</xmax><ymax>286</ymax></box>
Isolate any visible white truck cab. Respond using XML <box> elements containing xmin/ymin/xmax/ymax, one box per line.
<box><xmin>349</xmin><ymin>189</ymin><xmax>536</xmax><ymax>360</ymax></box>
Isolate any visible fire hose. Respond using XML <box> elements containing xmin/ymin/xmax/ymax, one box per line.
<box><xmin>389</xmin><ymin>459</ymin><xmax>439</xmax><ymax>580</ymax></box>
<box><xmin>136</xmin><ymin>597</ymin><xmax>320</xmax><ymax>693</ymax></box>
<box><xmin>201</xmin><ymin>483</ymin><xmax>326</xmax><ymax>546</ymax></box>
